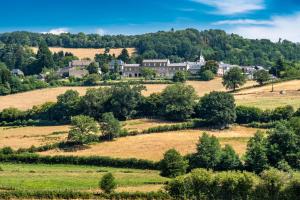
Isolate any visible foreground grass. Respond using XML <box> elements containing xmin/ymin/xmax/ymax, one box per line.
<box><xmin>0</xmin><ymin>163</ymin><xmax>167</xmax><ymax>192</ymax></box>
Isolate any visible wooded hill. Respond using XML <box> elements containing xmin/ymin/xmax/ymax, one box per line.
<box><xmin>1</xmin><ymin>29</ymin><xmax>300</xmax><ymax>67</ymax></box>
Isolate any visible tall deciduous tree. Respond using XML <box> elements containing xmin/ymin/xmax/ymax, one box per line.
<box><xmin>118</xmin><ymin>48</ymin><xmax>130</xmax><ymax>63</ymax></box>
<box><xmin>67</xmin><ymin>115</ymin><xmax>99</xmax><ymax>144</ymax></box>
<box><xmin>190</xmin><ymin>133</ymin><xmax>222</xmax><ymax>170</ymax></box>
<box><xmin>222</xmin><ymin>67</ymin><xmax>246</xmax><ymax>91</ymax></box>
<box><xmin>253</xmin><ymin>70</ymin><xmax>271</xmax><ymax>85</ymax></box>
<box><xmin>160</xmin><ymin>149</ymin><xmax>188</xmax><ymax>178</ymax></box>
<box><xmin>196</xmin><ymin>91</ymin><xmax>236</xmax><ymax>128</ymax></box>
<box><xmin>100</xmin><ymin>112</ymin><xmax>121</xmax><ymax>141</ymax></box>
<box><xmin>244</xmin><ymin>131</ymin><xmax>269</xmax><ymax>173</ymax></box>
<box><xmin>160</xmin><ymin>84</ymin><xmax>197</xmax><ymax>121</ymax></box>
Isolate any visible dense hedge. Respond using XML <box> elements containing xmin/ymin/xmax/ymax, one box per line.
<box><xmin>236</xmin><ymin>105</ymin><xmax>295</xmax><ymax>124</ymax></box>
<box><xmin>0</xmin><ymin>190</ymin><xmax>170</xmax><ymax>200</ymax></box>
<box><xmin>167</xmin><ymin>168</ymin><xmax>300</xmax><ymax>200</ymax></box>
<box><xmin>0</xmin><ymin>153</ymin><xmax>159</xmax><ymax>170</ymax></box>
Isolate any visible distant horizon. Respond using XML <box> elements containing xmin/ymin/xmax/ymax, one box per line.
<box><xmin>1</xmin><ymin>0</ymin><xmax>300</xmax><ymax>42</ymax></box>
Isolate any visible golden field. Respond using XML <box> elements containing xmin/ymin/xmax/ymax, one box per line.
<box><xmin>0</xmin><ymin>125</ymin><xmax>69</xmax><ymax>149</ymax></box>
<box><xmin>39</xmin><ymin>125</ymin><xmax>259</xmax><ymax>161</ymax></box>
<box><xmin>31</xmin><ymin>47</ymin><xmax>136</xmax><ymax>60</ymax></box>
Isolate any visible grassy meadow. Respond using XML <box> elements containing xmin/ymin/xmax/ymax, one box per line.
<box><xmin>0</xmin><ymin>163</ymin><xmax>167</xmax><ymax>192</ymax></box>
<box><xmin>39</xmin><ymin>125</ymin><xmax>259</xmax><ymax>161</ymax></box>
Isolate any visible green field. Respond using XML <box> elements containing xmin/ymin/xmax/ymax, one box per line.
<box><xmin>0</xmin><ymin>163</ymin><xmax>168</xmax><ymax>192</ymax></box>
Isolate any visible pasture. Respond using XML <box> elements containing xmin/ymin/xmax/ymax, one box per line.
<box><xmin>31</xmin><ymin>47</ymin><xmax>136</xmax><ymax>60</ymax></box>
<box><xmin>39</xmin><ymin>125</ymin><xmax>259</xmax><ymax>161</ymax></box>
<box><xmin>0</xmin><ymin>163</ymin><xmax>167</xmax><ymax>192</ymax></box>
<box><xmin>0</xmin><ymin>126</ymin><xmax>69</xmax><ymax>149</ymax></box>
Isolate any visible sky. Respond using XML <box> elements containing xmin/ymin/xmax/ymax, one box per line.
<box><xmin>1</xmin><ymin>0</ymin><xmax>300</xmax><ymax>42</ymax></box>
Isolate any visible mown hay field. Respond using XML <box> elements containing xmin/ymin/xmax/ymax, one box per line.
<box><xmin>234</xmin><ymin>80</ymin><xmax>300</xmax><ymax>109</ymax></box>
<box><xmin>0</xmin><ymin>125</ymin><xmax>69</xmax><ymax>149</ymax></box>
<box><xmin>0</xmin><ymin>163</ymin><xmax>167</xmax><ymax>192</ymax></box>
<box><xmin>40</xmin><ymin>125</ymin><xmax>260</xmax><ymax>161</ymax></box>
<box><xmin>31</xmin><ymin>47</ymin><xmax>136</xmax><ymax>60</ymax></box>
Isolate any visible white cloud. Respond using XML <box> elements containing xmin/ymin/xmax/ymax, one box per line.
<box><xmin>45</xmin><ymin>28</ymin><xmax>69</xmax><ymax>35</ymax></box>
<box><xmin>96</xmin><ymin>28</ymin><xmax>106</xmax><ymax>36</ymax></box>
<box><xmin>229</xmin><ymin>13</ymin><xmax>300</xmax><ymax>42</ymax></box>
<box><xmin>213</xmin><ymin>19</ymin><xmax>274</xmax><ymax>25</ymax></box>
<box><xmin>192</xmin><ymin>0</ymin><xmax>265</xmax><ymax>15</ymax></box>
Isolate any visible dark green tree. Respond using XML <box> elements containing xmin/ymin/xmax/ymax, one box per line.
<box><xmin>266</xmin><ymin>123</ymin><xmax>300</xmax><ymax>169</ymax></box>
<box><xmin>244</xmin><ymin>131</ymin><xmax>269</xmax><ymax>173</ymax></box>
<box><xmin>34</xmin><ymin>41</ymin><xmax>55</xmax><ymax>74</ymax></box>
<box><xmin>108</xmin><ymin>84</ymin><xmax>145</xmax><ymax>120</ymax></box>
<box><xmin>199</xmin><ymin>70</ymin><xmax>214</xmax><ymax>81</ymax></box>
<box><xmin>80</xmin><ymin>87</ymin><xmax>112</xmax><ymax>119</ymax></box>
<box><xmin>117</xmin><ymin>48</ymin><xmax>130</xmax><ymax>63</ymax></box>
<box><xmin>196</xmin><ymin>91</ymin><xmax>236</xmax><ymax>128</ymax></box>
<box><xmin>190</xmin><ymin>133</ymin><xmax>222</xmax><ymax>170</ymax></box>
<box><xmin>140</xmin><ymin>67</ymin><xmax>156</xmax><ymax>80</ymax></box>
<box><xmin>55</xmin><ymin>90</ymin><xmax>81</xmax><ymax>121</ymax></box>
<box><xmin>160</xmin><ymin>149</ymin><xmax>188</xmax><ymax>178</ymax></box>
<box><xmin>222</xmin><ymin>67</ymin><xmax>246</xmax><ymax>91</ymax></box>
<box><xmin>200</xmin><ymin>60</ymin><xmax>219</xmax><ymax>74</ymax></box>
<box><xmin>172</xmin><ymin>71</ymin><xmax>187</xmax><ymax>83</ymax></box>
<box><xmin>99</xmin><ymin>173</ymin><xmax>117</xmax><ymax>193</ymax></box>
<box><xmin>160</xmin><ymin>84</ymin><xmax>197</xmax><ymax>121</ymax></box>
<box><xmin>217</xmin><ymin>144</ymin><xmax>242</xmax><ymax>170</ymax></box>
<box><xmin>253</xmin><ymin>70</ymin><xmax>271</xmax><ymax>85</ymax></box>
<box><xmin>87</xmin><ymin>62</ymin><xmax>99</xmax><ymax>74</ymax></box>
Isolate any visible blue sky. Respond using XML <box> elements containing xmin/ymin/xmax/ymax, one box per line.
<box><xmin>1</xmin><ymin>0</ymin><xmax>300</xmax><ymax>42</ymax></box>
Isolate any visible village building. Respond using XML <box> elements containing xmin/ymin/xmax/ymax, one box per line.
<box><xmin>11</xmin><ymin>69</ymin><xmax>24</xmax><ymax>76</ymax></box>
<box><xmin>57</xmin><ymin>60</ymin><xmax>95</xmax><ymax>79</ymax></box>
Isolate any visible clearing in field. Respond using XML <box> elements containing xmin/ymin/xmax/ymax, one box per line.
<box><xmin>40</xmin><ymin>125</ymin><xmax>260</xmax><ymax>161</ymax></box>
<box><xmin>31</xmin><ymin>47</ymin><xmax>136</xmax><ymax>60</ymax></box>
<box><xmin>0</xmin><ymin>163</ymin><xmax>167</xmax><ymax>192</ymax></box>
<box><xmin>235</xmin><ymin>80</ymin><xmax>300</xmax><ymax>109</ymax></box>
<box><xmin>123</xmin><ymin>118</ymin><xmax>178</xmax><ymax>132</ymax></box>
<box><xmin>0</xmin><ymin>125</ymin><xmax>69</xmax><ymax>149</ymax></box>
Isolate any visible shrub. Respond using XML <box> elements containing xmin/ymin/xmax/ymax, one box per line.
<box><xmin>159</xmin><ymin>149</ymin><xmax>188</xmax><ymax>178</ymax></box>
<box><xmin>236</xmin><ymin>106</ymin><xmax>263</xmax><ymax>124</ymax></box>
<box><xmin>199</xmin><ymin>70</ymin><xmax>214</xmax><ymax>81</ymax></box>
<box><xmin>271</xmin><ymin>105</ymin><xmax>294</xmax><ymax>121</ymax></box>
<box><xmin>172</xmin><ymin>71</ymin><xmax>187</xmax><ymax>83</ymax></box>
<box><xmin>100</xmin><ymin>173</ymin><xmax>117</xmax><ymax>193</ymax></box>
<box><xmin>0</xmin><ymin>146</ymin><xmax>14</xmax><ymax>154</ymax></box>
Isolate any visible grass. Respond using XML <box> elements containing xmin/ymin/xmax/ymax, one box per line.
<box><xmin>123</xmin><ymin>118</ymin><xmax>178</xmax><ymax>132</ymax></box>
<box><xmin>31</xmin><ymin>47</ymin><xmax>136</xmax><ymax>60</ymax></box>
<box><xmin>0</xmin><ymin>125</ymin><xmax>69</xmax><ymax>149</ymax></box>
<box><xmin>234</xmin><ymin>79</ymin><xmax>300</xmax><ymax>109</ymax></box>
<box><xmin>0</xmin><ymin>163</ymin><xmax>167</xmax><ymax>192</ymax></box>
<box><xmin>40</xmin><ymin>125</ymin><xmax>260</xmax><ymax>161</ymax></box>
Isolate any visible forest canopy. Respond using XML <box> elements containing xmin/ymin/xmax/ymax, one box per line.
<box><xmin>0</xmin><ymin>29</ymin><xmax>300</xmax><ymax>67</ymax></box>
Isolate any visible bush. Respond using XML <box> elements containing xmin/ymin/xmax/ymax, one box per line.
<box><xmin>271</xmin><ymin>105</ymin><xmax>294</xmax><ymax>121</ymax></box>
<box><xmin>199</xmin><ymin>70</ymin><xmax>214</xmax><ymax>81</ymax></box>
<box><xmin>166</xmin><ymin>169</ymin><xmax>257</xmax><ymax>200</ymax></box>
<box><xmin>159</xmin><ymin>149</ymin><xmax>188</xmax><ymax>178</ymax></box>
<box><xmin>100</xmin><ymin>173</ymin><xmax>117</xmax><ymax>193</ymax></box>
<box><xmin>236</xmin><ymin>106</ymin><xmax>263</xmax><ymax>124</ymax></box>
<box><xmin>0</xmin><ymin>146</ymin><xmax>14</xmax><ymax>154</ymax></box>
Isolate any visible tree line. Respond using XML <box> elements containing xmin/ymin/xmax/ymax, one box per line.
<box><xmin>1</xmin><ymin>29</ymin><xmax>300</xmax><ymax>67</ymax></box>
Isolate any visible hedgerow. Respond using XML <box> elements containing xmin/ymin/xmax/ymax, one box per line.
<box><xmin>0</xmin><ymin>152</ymin><xmax>159</xmax><ymax>170</ymax></box>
